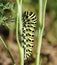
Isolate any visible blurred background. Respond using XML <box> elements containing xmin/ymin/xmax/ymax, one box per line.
<box><xmin>0</xmin><ymin>0</ymin><xmax>57</xmax><ymax>65</ymax></box>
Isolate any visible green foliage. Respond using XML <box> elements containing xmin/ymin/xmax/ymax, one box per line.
<box><xmin>0</xmin><ymin>1</ymin><xmax>16</xmax><ymax>26</ymax></box>
<box><xmin>0</xmin><ymin>16</ymin><xmax>8</xmax><ymax>25</ymax></box>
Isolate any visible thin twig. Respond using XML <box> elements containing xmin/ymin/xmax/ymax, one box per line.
<box><xmin>0</xmin><ymin>36</ymin><xmax>16</xmax><ymax>65</ymax></box>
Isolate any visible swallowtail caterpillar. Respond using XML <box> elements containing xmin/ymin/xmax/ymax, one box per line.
<box><xmin>22</xmin><ymin>11</ymin><xmax>37</xmax><ymax>60</ymax></box>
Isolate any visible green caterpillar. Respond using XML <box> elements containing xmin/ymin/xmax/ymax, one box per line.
<box><xmin>22</xmin><ymin>11</ymin><xmax>37</xmax><ymax>60</ymax></box>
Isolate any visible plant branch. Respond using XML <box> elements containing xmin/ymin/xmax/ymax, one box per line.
<box><xmin>36</xmin><ymin>0</ymin><xmax>47</xmax><ymax>65</ymax></box>
<box><xmin>16</xmin><ymin>0</ymin><xmax>24</xmax><ymax>65</ymax></box>
<box><xmin>0</xmin><ymin>36</ymin><xmax>16</xmax><ymax>65</ymax></box>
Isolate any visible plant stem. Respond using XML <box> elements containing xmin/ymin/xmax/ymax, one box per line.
<box><xmin>16</xmin><ymin>16</ymin><xmax>24</xmax><ymax>65</ymax></box>
<box><xmin>16</xmin><ymin>0</ymin><xmax>24</xmax><ymax>65</ymax></box>
<box><xmin>0</xmin><ymin>36</ymin><xmax>16</xmax><ymax>65</ymax></box>
<box><xmin>36</xmin><ymin>0</ymin><xmax>47</xmax><ymax>65</ymax></box>
<box><xmin>16</xmin><ymin>0</ymin><xmax>22</xmax><ymax>34</ymax></box>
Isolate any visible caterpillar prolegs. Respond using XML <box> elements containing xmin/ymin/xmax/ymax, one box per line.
<box><xmin>22</xmin><ymin>11</ymin><xmax>37</xmax><ymax>60</ymax></box>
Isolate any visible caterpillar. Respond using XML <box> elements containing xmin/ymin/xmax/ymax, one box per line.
<box><xmin>22</xmin><ymin>11</ymin><xmax>37</xmax><ymax>60</ymax></box>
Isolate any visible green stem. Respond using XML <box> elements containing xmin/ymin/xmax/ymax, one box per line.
<box><xmin>16</xmin><ymin>0</ymin><xmax>22</xmax><ymax>34</ymax></box>
<box><xmin>16</xmin><ymin>0</ymin><xmax>24</xmax><ymax>65</ymax></box>
<box><xmin>0</xmin><ymin>36</ymin><xmax>16</xmax><ymax>65</ymax></box>
<box><xmin>16</xmin><ymin>15</ymin><xmax>24</xmax><ymax>65</ymax></box>
<box><xmin>36</xmin><ymin>0</ymin><xmax>47</xmax><ymax>65</ymax></box>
